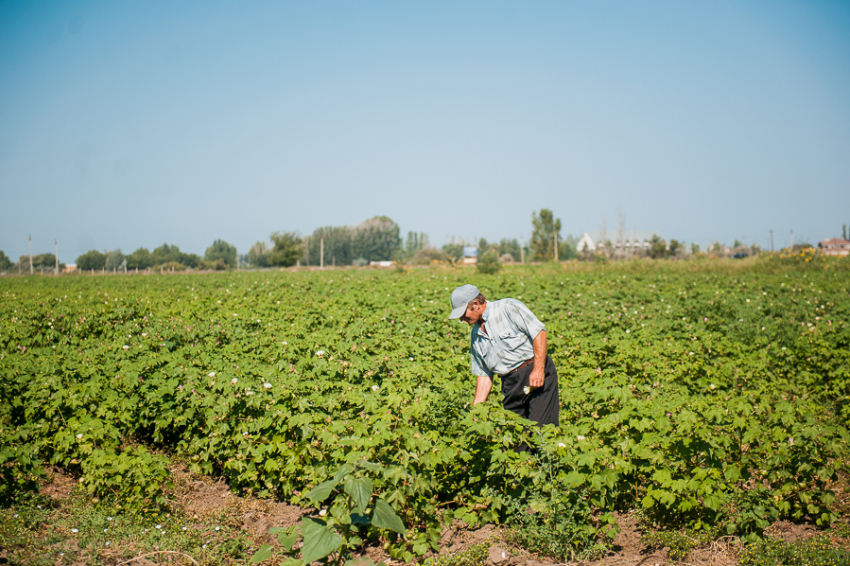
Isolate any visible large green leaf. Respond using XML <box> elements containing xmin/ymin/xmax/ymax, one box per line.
<box><xmin>307</xmin><ymin>479</ymin><xmax>339</xmax><ymax>503</ymax></box>
<box><xmin>301</xmin><ymin>517</ymin><xmax>343</xmax><ymax>564</ymax></box>
<box><xmin>343</xmin><ymin>476</ymin><xmax>372</xmax><ymax>514</ymax></box>
<box><xmin>370</xmin><ymin>498</ymin><xmax>405</xmax><ymax>534</ymax></box>
<box><xmin>250</xmin><ymin>544</ymin><xmax>273</xmax><ymax>563</ymax></box>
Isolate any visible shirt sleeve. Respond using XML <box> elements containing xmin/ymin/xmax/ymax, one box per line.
<box><xmin>470</xmin><ymin>332</ymin><xmax>493</xmax><ymax>378</ymax></box>
<box><xmin>505</xmin><ymin>299</ymin><xmax>546</xmax><ymax>340</ymax></box>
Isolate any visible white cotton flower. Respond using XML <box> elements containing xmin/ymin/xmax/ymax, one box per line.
<box><xmin>76</xmin><ymin>434</ymin><xmax>83</xmax><ymax>440</ymax></box>
<box><xmin>263</xmin><ymin>382</ymin><xmax>272</xmax><ymax>389</ymax></box>
<box><xmin>123</xmin><ymin>345</ymin><xmax>129</xmax><ymax>350</ymax></box>
<box><xmin>319</xmin><ymin>509</ymin><xmax>327</xmax><ymax>517</ymax></box>
<box><xmin>710</xmin><ymin>384</ymin><xmax>717</xmax><ymax>390</ymax></box>
<box><xmin>182</xmin><ymin>526</ymin><xmax>188</xmax><ymax>531</ymax></box>
<box><xmin>231</xmin><ymin>378</ymin><xmax>238</xmax><ymax>384</ymax></box>
<box><xmin>107</xmin><ymin>517</ymin><xmax>113</xmax><ymax>521</ymax></box>
<box><xmin>557</xmin><ymin>443</ymin><xmax>566</xmax><ymax>448</ymax></box>
<box><xmin>577</xmin><ymin>435</ymin><xmax>586</xmax><ymax>441</ymax></box>
<box><xmin>282</xmin><ymin>341</ymin><xmax>287</xmax><ymax>345</ymax></box>
<box><xmin>625</xmin><ymin>329</ymin><xmax>630</xmax><ymax>333</ymax></box>
<box><xmin>689</xmin><ymin>352</ymin><xmax>694</xmax><ymax>355</ymax></box>
<box><xmin>156</xmin><ymin>524</ymin><xmax>162</xmax><ymax>529</ymax></box>
<box><xmin>71</xmin><ymin>528</ymin><xmax>79</xmax><ymax>533</ymax></box>
<box><xmin>315</xmin><ymin>350</ymin><xmax>325</xmax><ymax>357</ymax></box>
<box><xmin>372</xmin><ymin>385</ymin><xmax>380</xmax><ymax>391</ymax></box>
<box><xmin>208</xmin><ymin>372</ymin><xmax>216</xmax><ymax>377</ymax></box>
<box><xmin>215</xmin><ymin>526</ymin><xmax>221</xmax><ymax>531</ymax></box>
<box><xmin>105</xmin><ymin>541</ymin><xmax>110</xmax><ymax>546</ymax></box>
<box><xmin>142</xmin><ymin>333</ymin><xmax>147</xmax><ymax>336</ymax></box>
<box><xmin>523</xmin><ymin>386</ymin><xmax>531</xmax><ymax>395</ymax></box>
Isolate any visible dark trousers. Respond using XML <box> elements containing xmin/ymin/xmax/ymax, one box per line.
<box><xmin>500</xmin><ymin>355</ymin><xmax>560</xmax><ymax>428</ymax></box>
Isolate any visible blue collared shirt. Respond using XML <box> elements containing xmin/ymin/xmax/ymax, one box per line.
<box><xmin>470</xmin><ymin>298</ymin><xmax>546</xmax><ymax>378</ymax></box>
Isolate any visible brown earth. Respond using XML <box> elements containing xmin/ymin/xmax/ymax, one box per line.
<box><xmin>22</xmin><ymin>466</ymin><xmax>848</xmax><ymax>566</ymax></box>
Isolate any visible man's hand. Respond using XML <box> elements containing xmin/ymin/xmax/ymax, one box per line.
<box><xmin>528</xmin><ymin>366</ymin><xmax>545</xmax><ymax>388</ymax></box>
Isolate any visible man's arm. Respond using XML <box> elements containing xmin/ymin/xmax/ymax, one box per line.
<box><xmin>528</xmin><ymin>330</ymin><xmax>547</xmax><ymax>388</ymax></box>
<box><xmin>473</xmin><ymin>375</ymin><xmax>492</xmax><ymax>405</ymax></box>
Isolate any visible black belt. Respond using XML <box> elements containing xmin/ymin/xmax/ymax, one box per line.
<box><xmin>499</xmin><ymin>358</ymin><xmax>534</xmax><ymax>378</ymax></box>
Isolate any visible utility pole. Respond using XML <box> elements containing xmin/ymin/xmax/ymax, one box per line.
<box><xmin>520</xmin><ymin>238</ymin><xmax>525</xmax><ymax>264</ymax></box>
<box><xmin>769</xmin><ymin>229</ymin><xmax>774</xmax><ymax>252</ymax></box>
<box><xmin>790</xmin><ymin>230</ymin><xmax>794</xmax><ymax>249</ymax></box>
<box><xmin>28</xmin><ymin>235</ymin><xmax>33</xmax><ymax>274</ymax></box>
<box><xmin>55</xmin><ymin>239</ymin><xmax>58</xmax><ymax>275</ymax></box>
<box><xmin>320</xmin><ymin>237</ymin><xmax>324</xmax><ymax>269</ymax></box>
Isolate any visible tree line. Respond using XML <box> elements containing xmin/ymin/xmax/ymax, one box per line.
<box><xmin>4</xmin><ymin>208</ymin><xmax>767</xmax><ymax>274</ymax></box>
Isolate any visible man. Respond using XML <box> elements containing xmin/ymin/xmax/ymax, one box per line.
<box><xmin>448</xmin><ymin>284</ymin><xmax>559</xmax><ymax>429</ymax></box>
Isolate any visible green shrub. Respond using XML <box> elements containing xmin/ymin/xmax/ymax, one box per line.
<box><xmin>739</xmin><ymin>536</ymin><xmax>850</xmax><ymax>566</ymax></box>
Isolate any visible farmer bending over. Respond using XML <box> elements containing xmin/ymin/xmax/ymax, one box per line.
<box><xmin>448</xmin><ymin>284</ymin><xmax>559</xmax><ymax>429</ymax></box>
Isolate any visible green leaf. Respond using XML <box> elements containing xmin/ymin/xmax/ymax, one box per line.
<box><xmin>345</xmin><ymin>559</ymin><xmax>375</xmax><ymax>566</ymax></box>
<box><xmin>281</xmin><ymin>559</ymin><xmax>303</xmax><ymax>566</ymax></box>
<box><xmin>301</xmin><ymin>517</ymin><xmax>343</xmax><ymax>564</ymax></box>
<box><xmin>344</xmin><ymin>477</ymin><xmax>373</xmax><ymax>514</ymax></box>
<box><xmin>278</xmin><ymin>533</ymin><xmax>299</xmax><ymax>552</ymax></box>
<box><xmin>333</xmin><ymin>464</ymin><xmax>355</xmax><ymax>482</ymax></box>
<box><xmin>307</xmin><ymin>479</ymin><xmax>339</xmax><ymax>503</ymax></box>
<box><xmin>250</xmin><ymin>544</ymin><xmax>273</xmax><ymax>563</ymax></box>
<box><xmin>371</xmin><ymin>498</ymin><xmax>405</xmax><ymax>534</ymax></box>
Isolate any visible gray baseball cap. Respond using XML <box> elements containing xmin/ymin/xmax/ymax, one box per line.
<box><xmin>448</xmin><ymin>284</ymin><xmax>480</xmax><ymax>319</ymax></box>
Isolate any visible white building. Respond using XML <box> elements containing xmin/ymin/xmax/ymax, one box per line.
<box><xmin>577</xmin><ymin>231</ymin><xmax>661</xmax><ymax>253</ymax></box>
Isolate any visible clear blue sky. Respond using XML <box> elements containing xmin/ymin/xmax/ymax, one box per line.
<box><xmin>1</xmin><ymin>0</ymin><xmax>849</xmax><ymax>261</ymax></box>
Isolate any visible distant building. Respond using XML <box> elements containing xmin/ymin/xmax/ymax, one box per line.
<box><xmin>369</xmin><ymin>260</ymin><xmax>395</xmax><ymax>267</ymax></box>
<box><xmin>818</xmin><ymin>238</ymin><xmax>850</xmax><ymax>257</ymax></box>
<box><xmin>62</xmin><ymin>264</ymin><xmax>77</xmax><ymax>273</ymax></box>
<box><xmin>577</xmin><ymin>231</ymin><xmax>661</xmax><ymax>253</ymax></box>
<box><xmin>462</xmin><ymin>246</ymin><xmax>478</xmax><ymax>265</ymax></box>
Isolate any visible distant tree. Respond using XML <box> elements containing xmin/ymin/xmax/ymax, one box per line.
<box><xmin>269</xmin><ymin>232</ymin><xmax>303</xmax><ymax>267</ymax></box>
<box><xmin>77</xmin><ymin>250</ymin><xmax>107</xmax><ymax>271</ymax></box>
<box><xmin>151</xmin><ymin>244</ymin><xmax>181</xmax><ymax>266</ymax></box>
<box><xmin>441</xmin><ymin>243</ymin><xmax>463</xmax><ymax>261</ymax></box>
<box><xmin>248</xmin><ymin>242</ymin><xmax>271</xmax><ymax>268</ymax></box>
<box><xmin>495</xmin><ymin>238</ymin><xmax>521</xmax><ymax>262</ymax></box>
<box><xmin>530</xmin><ymin>209</ymin><xmax>562</xmax><ymax>262</ymax></box>
<box><xmin>668</xmin><ymin>239</ymin><xmax>683</xmax><ymax>258</ymax></box>
<box><xmin>557</xmin><ymin>235</ymin><xmax>579</xmax><ymax>260</ymax></box>
<box><xmin>477</xmin><ymin>249</ymin><xmax>502</xmax><ymax>274</ymax></box>
<box><xmin>691</xmin><ymin>243</ymin><xmax>700</xmax><ymax>255</ymax></box>
<box><xmin>352</xmin><ymin>216</ymin><xmax>401</xmax><ymax>262</ymax></box>
<box><xmin>649</xmin><ymin>235</ymin><xmax>667</xmax><ymax>259</ymax></box>
<box><xmin>843</xmin><ymin>224</ymin><xmax>847</xmax><ymax>240</ymax></box>
<box><xmin>22</xmin><ymin>253</ymin><xmax>64</xmax><ymax>273</ymax></box>
<box><xmin>182</xmin><ymin>253</ymin><xmax>201</xmax><ymax>268</ymax></box>
<box><xmin>204</xmin><ymin>239</ymin><xmax>237</xmax><ymax>267</ymax></box>
<box><xmin>0</xmin><ymin>250</ymin><xmax>14</xmax><ymax>271</ymax></box>
<box><xmin>412</xmin><ymin>247</ymin><xmax>449</xmax><ymax>265</ymax></box>
<box><xmin>126</xmin><ymin>248</ymin><xmax>152</xmax><ymax>270</ymax></box>
<box><xmin>105</xmin><ymin>249</ymin><xmax>125</xmax><ymax>271</ymax></box>
<box><xmin>151</xmin><ymin>244</ymin><xmax>198</xmax><ymax>268</ymax></box>
<box><xmin>308</xmin><ymin>226</ymin><xmax>352</xmax><ymax>266</ymax></box>
<box><xmin>733</xmin><ymin>239</ymin><xmax>742</xmax><ymax>248</ymax></box>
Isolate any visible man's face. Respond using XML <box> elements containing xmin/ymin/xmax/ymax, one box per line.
<box><xmin>459</xmin><ymin>301</ymin><xmax>484</xmax><ymax>325</ymax></box>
